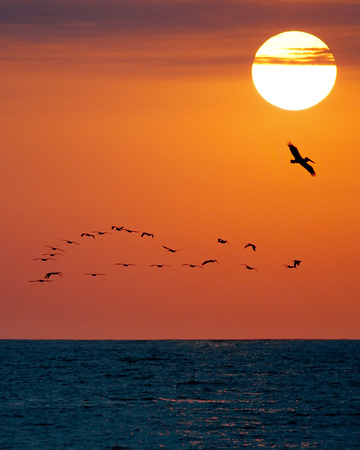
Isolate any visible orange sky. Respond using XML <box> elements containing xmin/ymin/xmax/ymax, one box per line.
<box><xmin>1</xmin><ymin>0</ymin><xmax>359</xmax><ymax>339</ymax></box>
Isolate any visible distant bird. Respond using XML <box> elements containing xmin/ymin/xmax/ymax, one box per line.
<box><xmin>61</xmin><ymin>239</ymin><xmax>80</xmax><ymax>245</ymax></box>
<box><xmin>182</xmin><ymin>264</ymin><xmax>204</xmax><ymax>268</ymax></box>
<box><xmin>202</xmin><ymin>259</ymin><xmax>219</xmax><ymax>266</ymax></box>
<box><xmin>42</xmin><ymin>253</ymin><xmax>63</xmax><ymax>257</ymax></box>
<box><xmin>111</xmin><ymin>226</ymin><xmax>124</xmax><ymax>231</ymax></box>
<box><xmin>115</xmin><ymin>263</ymin><xmax>136</xmax><ymax>267</ymax></box>
<box><xmin>29</xmin><ymin>279</ymin><xmax>53</xmax><ymax>283</ymax></box>
<box><xmin>44</xmin><ymin>272</ymin><xmax>64</xmax><ymax>279</ymax></box>
<box><xmin>162</xmin><ymin>245</ymin><xmax>181</xmax><ymax>253</ymax></box>
<box><xmin>292</xmin><ymin>260</ymin><xmax>302</xmax><ymax>267</ymax></box>
<box><xmin>81</xmin><ymin>233</ymin><xmax>95</xmax><ymax>239</ymax></box>
<box><xmin>84</xmin><ymin>273</ymin><xmax>105</xmax><ymax>276</ymax></box>
<box><xmin>92</xmin><ymin>231</ymin><xmax>111</xmax><ymax>235</ymax></box>
<box><xmin>44</xmin><ymin>245</ymin><xmax>65</xmax><ymax>252</ymax></box>
<box><xmin>241</xmin><ymin>264</ymin><xmax>259</xmax><ymax>272</ymax></box>
<box><xmin>33</xmin><ymin>257</ymin><xmax>56</xmax><ymax>262</ymax></box>
<box><xmin>149</xmin><ymin>264</ymin><xmax>170</xmax><ymax>268</ymax></box>
<box><xmin>218</xmin><ymin>238</ymin><xmax>229</xmax><ymax>244</ymax></box>
<box><xmin>123</xmin><ymin>228</ymin><xmax>140</xmax><ymax>234</ymax></box>
<box><xmin>284</xmin><ymin>264</ymin><xmax>296</xmax><ymax>269</ymax></box>
<box><xmin>141</xmin><ymin>232</ymin><xmax>154</xmax><ymax>239</ymax></box>
<box><xmin>287</xmin><ymin>142</ymin><xmax>316</xmax><ymax>177</ymax></box>
<box><xmin>244</xmin><ymin>243</ymin><xmax>256</xmax><ymax>251</ymax></box>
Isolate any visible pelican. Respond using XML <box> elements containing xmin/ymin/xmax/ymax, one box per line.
<box><xmin>218</xmin><ymin>238</ymin><xmax>229</xmax><ymax>244</ymax></box>
<box><xmin>182</xmin><ymin>264</ymin><xmax>203</xmax><ymax>268</ymax></box>
<box><xmin>162</xmin><ymin>245</ymin><xmax>181</xmax><ymax>253</ymax></box>
<box><xmin>42</xmin><ymin>253</ymin><xmax>63</xmax><ymax>257</ymax></box>
<box><xmin>92</xmin><ymin>231</ymin><xmax>111</xmax><ymax>236</ymax></box>
<box><xmin>81</xmin><ymin>233</ymin><xmax>95</xmax><ymax>239</ymax></box>
<box><xmin>44</xmin><ymin>272</ymin><xmax>64</xmax><ymax>279</ymax></box>
<box><xmin>29</xmin><ymin>279</ymin><xmax>53</xmax><ymax>283</ymax></box>
<box><xmin>244</xmin><ymin>243</ymin><xmax>256</xmax><ymax>251</ymax></box>
<box><xmin>111</xmin><ymin>226</ymin><xmax>124</xmax><ymax>231</ymax></box>
<box><xmin>241</xmin><ymin>264</ymin><xmax>259</xmax><ymax>272</ymax></box>
<box><xmin>202</xmin><ymin>259</ymin><xmax>219</xmax><ymax>266</ymax></box>
<box><xmin>149</xmin><ymin>264</ymin><xmax>170</xmax><ymax>268</ymax></box>
<box><xmin>33</xmin><ymin>257</ymin><xmax>56</xmax><ymax>262</ymax></box>
<box><xmin>44</xmin><ymin>245</ymin><xmax>65</xmax><ymax>252</ymax></box>
<box><xmin>292</xmin><ymin>259</ymin><xmax>302</xmax><ymax>267</ymax></box>
<box><xmin>84</xmin><ymin>273</ymin><xmax>105</xmax><ymax>276</ymax></box>
<box><xmin>115</xmin><ymin>263</ymin><xmax>136</xmax><ymax>267</ymax></box>
<box><xmin>141</xmin><ymin>232</ymin><xmax>154</xmax><ymax>239</ymax></box>
<box><xmin>287</xmin><ymin>142</ymin><xmax>316</xmax><ymax>177</ymax></box>
<box><xmin>61</xmin><ymin>239</ymin><xmax>80</xmax><ymax>245</ymax></box>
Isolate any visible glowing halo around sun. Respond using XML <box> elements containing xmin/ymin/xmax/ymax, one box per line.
<box><xmin>252</xmin><ymin>31</ymin><xmax>337</xmax><ymax>110</ymax></box>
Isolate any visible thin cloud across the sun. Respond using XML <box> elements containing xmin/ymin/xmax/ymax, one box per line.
<box><xmin>254</xmin><ymin>48</ymin><xmax>336</xmax><ymax>65</ymax></box>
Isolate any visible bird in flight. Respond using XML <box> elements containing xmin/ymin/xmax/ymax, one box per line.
<box><xmin>44</xmin><ymin>272</ymin><xmax>64</xmax><ymax>279</ymax></box>
<box><xmin>42</xmin><ymin>253</ymin><xmax>63</xmax><ymax>257</ymax></box>
<box><xmin>162</xmin><ymin>245</ymin><xmax>181</xmax><ymax>253</ymax></box>
<box><xmin>241</xmin><ymin>264</ymin><xmax>259</xmax><ymax>272</ymax></box>
<box><xmin>29</xmin><ymin>279</ymin><xmax>53</xmax><ymax>283</ymax></box>
<box><xmin>115</xmin><ymin>263</ymin><xmax>136</xmax><ymax>267</ymax></box>
<box><xmin>81</xmin><ymin>233</ymin><xmax>96</xmax><ymax>239</ymax></box>
<box><xmin>111</xmin><ymin>226</ymin><xmax>124</xmax><ymax>231</ymax></box>
<box><xmin>202</xmin><ymin>259</ymin><xmax>219</xmax><ymax>266</ymax></box>
<box><xmin>141</xmin><ymin>232</ymin><xmax>154</xmax><ymax>239</ymax></box>
<box><xmin>84</xmin><ymin>273</ymin><xmax>105</xmax><ymax>276</ymax></box>
<box><xmin>123</xmin><ymin>228</ymin><xmax>140</xmax><ymax>234</ymax></box>
<box><xmin>287</xmin><ymin>142</ymin><xmax>316</xmax><ymax>177</ymax></box>
<box><xmin>44</xmin><ymin>245</ymin><xmax>65</xmax><ymax>252</ymax></box>
<box><xmin>149</xmin><ymin>264</ymin><xmax>170</xmax><ymax>268</ymax></box>
<box><xmin>182</xmin><ymin>264</ymin><xmax>204</xmax><ymax>268</ymax></box>
<box><xmin>61</xmin><ymin>239</ymin><xmax>80</xmax><ymax>245</ymax></box>
<box><xmin>92</xmin><ymin>231</ymin><xmax>111</xmax><ymax>235</ymax></box>
<box><xmin>33</xmin><ymin>257</ymin><xmax>57</xmax><ymax>262</ymax></box>
<box><xmin>244</xmin><ymin>243</ymin><xmax>256</xmax><ymax>251</ymax></box>
<box><xmin>284</xmin><ymin>264</ymin><xmax>297</xmax><ymax>269</ymax></box>
<box><xmin>218</xmin><ymin>238</ymin><xmax>229</xmax><ymax>244</ymax></box>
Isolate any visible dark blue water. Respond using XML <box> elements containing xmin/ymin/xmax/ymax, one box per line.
<box><xmin>1</xmin><ymin>340</ymin><xmax>359</xmax><ymax>449</ymax></box>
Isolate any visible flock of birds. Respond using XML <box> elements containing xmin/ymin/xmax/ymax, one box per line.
<box><xmin>29</xmin><ymin>143</ymin><xmax>312</xmax><ymax>283</ymax></box>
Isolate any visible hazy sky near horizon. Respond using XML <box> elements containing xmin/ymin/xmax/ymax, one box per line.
<box><xmin>1</xmin><ymin>0</ymin><xmax>359</xmax><ymax>339</ymax></box>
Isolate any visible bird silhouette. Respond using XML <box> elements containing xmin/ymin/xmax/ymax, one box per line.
<box><xmin>287</xmin><ymin>142</ymin><xmax>316</xmax><ymax>177</ymax></box>
<box><xmin>44</xmin><ymin>245</ymin><xmax>65</xmax><ymax>252</ymax></box>
<box><xmin>149</xmin><ymin>264</ymin><xmax>170</xmax><ymax>268</ymax></box>
<box><xmin>141</xmin><ymin>232</ymin><xmax>154</xmax><ymax>239</ymax></box>
<box><xmin>61</xmin><ymin>239</ymin><xmax>80</xmax><ymax>245</ymax></box>
<box><xmin>218</xmin><ymin>238</ymin><xmax>229</xmax><ymax>244</ymax></box>
<box><xmin>42</xmin><ymin>253</ymin><xmax>63</xmax><ymax>257</ymax></box>
<box><xmin>162</xmin><ymin>245</ymin><xmax>181</xmax><ymax>253</ymax></box>
<box><xmin>123</xmin><ymin>228</ymin><xmax>140</xmax><ymax>234</ymax></box>
<box><xmin>244</xmin><ymin>243</ymin><xmax>256</xmax><ymax>251</ymax></box>
<box><xmin>33</xmin><ymin>257</ymin><xmax>57</xmax><ymax>262</ymax></box>
<box><xmin>44</xmin><ymin>272</ymin><xmax>64</xmax><ymax>279</ymax></box>
<box><xmin>111</xmin><ymin>226</ymin><xmax>124</xmax><ymax>231</ymax></box>
<box><xmin>92</xmin><ymin>231</ymin><xmax>111</xmax><ymax>235</ymax></box>
<box><xmin>115</xmin><ymin>263</ymin><xmax>136</xmax><ymax>267</ymax></box>
<box><xmin>202</xmin><ymin>259</ymin><xmax>219</xmax><ymax>266</ymax></box>
<box><xmin>29</xmin><ymin>279</ymin><xmax>53</xmax><ymax>283</ymax></box>
<box><xmin>284</xmin><ymin>264</ymin><xmax>296</xmax><ymax>269</ymax></box>
<box><xmin>241</xmin><ymin>264</ymin><xmax>259</xmax><ymax>272</ymax></box>
<box><xmin>84</xmin><ymin>273</ymin><xmax>105</xmax><ymax>276</ymax></box>
<box><xmin>81</xmin><ymin>233</ymin><xmax>95</xmax><ymax>239</ymax></box>
<box><xmin>182</xmin><ymin>264</ymin><xmax>204</xmax><ymax>268</ymax></box>
<box><xmin>292</xmin><ymin>260</ymin><xmax>302</xmax><ymax>267</ymax></box>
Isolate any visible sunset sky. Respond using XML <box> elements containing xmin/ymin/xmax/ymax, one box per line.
<box><xmin>1</xmin><ymin>0</ymin><xmax>359</xmax><ymax>339</ymax></box>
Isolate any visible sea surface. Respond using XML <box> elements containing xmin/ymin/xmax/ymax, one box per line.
<box><xmin>1</xmin><ymin>340</ymin><xmax>359</xmax><ymax>449</ymax></box>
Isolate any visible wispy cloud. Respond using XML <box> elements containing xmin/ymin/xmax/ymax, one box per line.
<box><xmin>255</xmin><ymin>47</ymin><xmax>336</xmax><ymax>65</ymax></box>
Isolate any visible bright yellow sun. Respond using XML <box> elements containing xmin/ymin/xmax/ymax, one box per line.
<box><xmin>252</xmin><ymin>31</ymin><xmax>337</xmax><ymax>110</ymax></box>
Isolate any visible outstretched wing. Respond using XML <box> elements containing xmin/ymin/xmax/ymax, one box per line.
<box><xmin>300</xmin><ymin>160</ymin><xmax>316</xmax><ymax>177</ymax></box>
<box><xmin>287</xmin><ymin>142</ymin><xmax>301</xmax><ymax>159</ymax></box>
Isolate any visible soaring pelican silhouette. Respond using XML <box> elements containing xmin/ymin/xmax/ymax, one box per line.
<box><xmin>44</xmin><ymin>272</ymin><xmax>64</xmax><ymax>279</ymax></box>
<box><xmin>42</xmin><ymin>253</ymin><xmax>63</xmax><ymax>257</ymax></box>
<box><xmin>81</xmin><ymin>233</ymin><xmax>95</xmax><ymax>239</ymax></box>
<box><xmin>241</xmin><ymin>264</ymin><xmax>259</xmax><ymax>272</ymax></box>
<box><xmin>287</xmin><ymin>142</ymin><xmax>316</xmax><ymax>177</ymax></box>
<box><xmin>61</xmin><ymin>239</ymin><xmax>80</xmax><ymax>245</ymax></box>
<box><xmin>182</xmin><ymin>264</ymin><xmax>204</xmax><ymax>268</ymax></box>
<box><xmin>92</xmin><ymin>231</ymin><xmax>111</xmax><ymax>236</ymax></box>
<box><xmin>244</xmin><ymin>243</ymin><xmax>256</xmax><ymax>251</ymax></box>
<box><xmin>84</xmin><ymin>273</ymin><xmax>105</xmax><ymax>276</ymax></box>
<box><xmin>162</xmin><ymin>245</ymin><xmax>181</xmax><ymax>253</ymax></box>
<box><xmin>34</xmin><ymin>257</ymin><xmax>56</xmax><ymax>262</ymax></box>
<box><xmin>149</xmin><ymin>264</ymin><xmax>170</xmax><ymax>268</ymax></box>
<box><xmin>111</xmin><ymin>226</ymin><xmax>124</xmax><ymax>231</ymax></box>
<box><xmin>115</xmin><ymin>263</ymin><xmax>136</xmax><ymax>267</ymax></box>
<box><xmin>202</xmin><ymin>259</ymin><xmax>219</xmax><ymax>266</ymax></box>
<box><xmin>218</xmin><ymin>238</ymin><xmax>229</xmax><ymax>244</ymax></box>
<box><xmin>124</xmin><ymin>228</ymin><xmax>139</xmax><ymax>234</ymax></box>
<box><xmin>44</xmin><ymin>245</ymin><xmax>65</xmax><ymax>252</ymax></box>
<box><xmin>141</xmin><ymin>232</ymin><xmax>154</xmax><ymax>239</ymax></box>
<box><xmin>29</xmin><ymin>279</ymin><xmax>53</xmax><ymax>283</ymax></box>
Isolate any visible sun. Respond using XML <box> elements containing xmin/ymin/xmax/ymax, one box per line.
<box><xmin>252</xmin><ymin>31</ymin><xmax>337</xmax><ymax>110</ymax></box>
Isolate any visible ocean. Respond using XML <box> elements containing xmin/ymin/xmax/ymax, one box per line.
<box><xmin>1</xmin><ymin>340</ymin><xmax>359</xmax><ymax>449</ymax></box>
